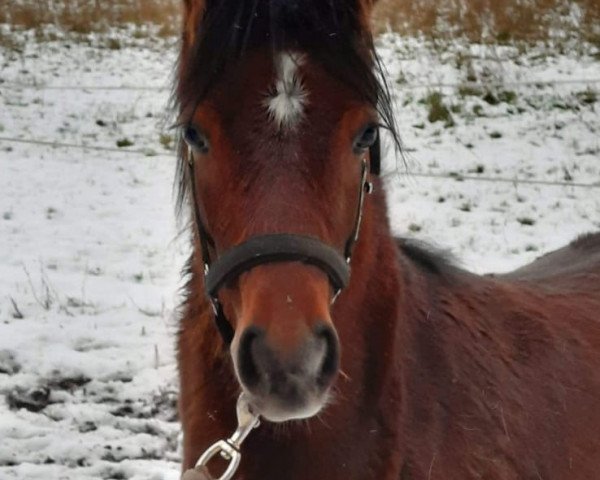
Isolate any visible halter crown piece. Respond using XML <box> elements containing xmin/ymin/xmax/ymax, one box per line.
<box><xmin>186</xmin><ymin>133</ymin><xmax>379</xmax><ymax>345</ymax></box>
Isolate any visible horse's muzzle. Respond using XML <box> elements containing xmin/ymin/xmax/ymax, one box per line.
<box><xmin>233</xmin><ymin>322</ymin><xmax>339</xmax><ymax>422</ymax></box>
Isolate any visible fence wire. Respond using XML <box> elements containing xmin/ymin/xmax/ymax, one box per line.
<box><xmin>2</xmin><ymin>77</ymin><xmax>600</xmax><ymax>92</ymax></box>
<box><xmin>2</xmin><ymin>135</ymin><xmax>598</xmax><ymax>189</ymax></box>
<box><xmin>0</xmin><ymin>136</ymin><xmax>169</xmax><ymax>157</ymax></box>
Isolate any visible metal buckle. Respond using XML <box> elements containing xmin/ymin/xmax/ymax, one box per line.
<box><xmin>187</xmin><ymin>144</ymin><xmax>194</xmax><ymax>165</ymax></box>
<box><xmin>195</xmin><ymin>394</ymin><xmax>260</xmax><ymax>480</ymax></box>
<box><xmin>210</xmin><ymin>297</ymin><xmax>220</xmax><ymax>316</ymax></box>
<box><xmin>331</xmin><ymin>288</ymin><xmax>342</xmax><ymax>305</ymax></box>
<box><xmin>196</xmin><ymin>440</ymin><xmax>241</xmax><ymax>480</ymax></box>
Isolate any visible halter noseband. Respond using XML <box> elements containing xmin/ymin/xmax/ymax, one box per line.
<box><xmin>187</xmin><ymin>135</ymin><xmax>379</xmax><ymax>344</ymax></box>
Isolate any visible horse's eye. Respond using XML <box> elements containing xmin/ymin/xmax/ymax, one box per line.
<box><xmin>354</xmin><ymin>125</ymin><xmax>378</xmax><ymax>152</ymax></box>
<box><xmin>183</xmin><ymin>125</ymin><xmax>209</xmax><ymax>154</ymax></box>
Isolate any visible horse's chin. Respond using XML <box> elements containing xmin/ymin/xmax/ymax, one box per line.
<box><xmin>246</xmin><ymin>390</ymin><xmax>330</xmax><ymax>423</ymax></box>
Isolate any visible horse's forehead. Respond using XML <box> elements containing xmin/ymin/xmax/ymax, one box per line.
<box><xmin>207</xmin><ymin>50</ymin><xmax>356</xmax><ymax>135</ymax></box>
<box><xmin>266</xmin><ymin>52</ymin><xmax>307</xmax><ymax>130</ymax></box>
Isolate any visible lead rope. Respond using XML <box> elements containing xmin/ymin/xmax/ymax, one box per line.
<box><xmin>182</xmin><ymin>394</ymin><xmax>260</xmax><ymax>480</ymax></box>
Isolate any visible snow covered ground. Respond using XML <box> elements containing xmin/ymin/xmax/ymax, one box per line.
<box><xmin>0</xmin><ymin>29</ymin><xmax>599</xmax><ymax>479</ymax></box>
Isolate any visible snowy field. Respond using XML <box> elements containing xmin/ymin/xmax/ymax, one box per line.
<box><xmin>1</xmin><ymin>29</ymin><xmax>599</xmax><ymax>479</ymax></box>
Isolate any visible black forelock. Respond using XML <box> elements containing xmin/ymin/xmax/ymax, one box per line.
<box><xmin>172</xmin><ymin>0</ymin><xmax>401</xmax><ymax>218</ymax></box>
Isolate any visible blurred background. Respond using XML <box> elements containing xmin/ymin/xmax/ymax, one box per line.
<box><xmin>0</xmin><ymin>1</ymin><xmax>598</xmax><ymax>479</ymax></box>
<box><xmin>2</xmin><ymin>0</ymin><xmax>599</xmax><ymax>40</ymax></box>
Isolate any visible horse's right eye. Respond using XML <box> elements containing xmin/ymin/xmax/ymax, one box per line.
<box><xmin>353</xmin><ymin>124</ymin><xmax>378</xmax><ymax>153</ymax></box>
<box><xmin>183</xmin><ymin>125</ymin><xmax>210</xmax><ymax>154</ymax></box>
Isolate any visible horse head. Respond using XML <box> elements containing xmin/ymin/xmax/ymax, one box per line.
<box><xmin>176</xmin><ymin>0</ymin><xmax>396</xmax><ymax>423</ymax></box>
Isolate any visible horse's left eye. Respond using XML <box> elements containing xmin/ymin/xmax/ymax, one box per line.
<box><xmin>354</xmin><ymin>125</ymin><xmax>378</xmax><ymax>152</ymax></box>
<box><xmin>183</xmin><ymin>125</ymin><xmax>210</xmax><ymax>154</ymax></box>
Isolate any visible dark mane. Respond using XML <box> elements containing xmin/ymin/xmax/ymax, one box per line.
<box><xmin>396</xmin><ymin>237</ymin><xmax>459</xmax><ymax>277</ymax></box>
<box><xmin>173</xmin><ymin>0</ymin><xmax>401</xmax><ymax>218</ymax></box>
<box><xmin>571</xmin><ymin>232</ymin><xmax>600</xmax><ymax>250</ymax></box>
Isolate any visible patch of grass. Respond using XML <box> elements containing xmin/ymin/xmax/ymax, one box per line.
<box><xmin>46</xmin><ymin>207</ymin><xmax>58</xmax><ymax>220</ymax></box>
<box><xmin>159</xmin><ymin>133</ymin><xmax>175</xmax><ymax>150</ymax></box>
<box><xmin>499</xmin><ymin>90</ymin><xmax>518</xmax><ymax>104</ymax></box>
<box><xmin>116</xmin><ymin>138</ymin><xmax>134</xmax><ymax>148</ymax></box>
<box><xmin>105</xmin><ymin>38</ymin><xmax>122</xmax><ymax>50</ymax></box>
<box><xmin>449</xmin><ymin>171</ymin><xmax>465</xmax><ymax>181</ymax></box>
<box><xmin>483</xmin><ymin>91</ymin><xmax>501</xmax><ymax>106</ymax></box>
<box><xmin>468</xmin><ymin>164</ymin><xmax>485</xmax><ymax>174</ymax></box>
<box><xmin>9</xmin><ymin>298</ymin><xmax>24</xmax><ymax>319</ymax></box>
<box><xmin>489</xmin><ymin>131</ymin><xmax>503</xmax><ymax>139</ymax></box>
<box><xmin>0</xmin><ymin>0</ymin><xmax>180</xmax><ymax>36</ymax></box>
<box><xmin>372</xmin><ymin>0</ymin><xmax>600</xmax><ymax>44</ymax></box>
<box><xmin>517</xmin><ymin>217</ymin><xmax>536</xmax><ymax>226</ymax></box>
<box><xmin>408</xmin><ymin>223</ymin><xmax>422</xmax><ymax>233</ymax></box>
<box><xmin>576</xmin><ymin>88</ymin><xmax>598</xmax><ymax>105</ymax></box>
<box><xmin>472</xmin><ymin>105</ymin><xmax>485</xmax><ymax>117</ymax></box>
<box><xmin>496</xmin><ymin>30</ymin><xmax>513</xmax><ymax>44</ymax></box>
<box><xmin>449</xmin><ymin>103</ymin><xmax>462</xmax><ymax>114</ymax></box>
<box><xmin>396</xmin><ymin>72</ymin><xmax>408</xmax><ymax>85</ymax></box>
<box><xmin>458</xmin><ymin>85</ymin><xmax>484</xmax><ymax>98</ymax></box>
<box><xmin>550</xmin><ymin>99</ymin><xmax>570</xmax><ymax>110</ymax></box>
<box><xmin>422</xmin><ymin>91</ymin><xmax>455</xmax><ymax>127</ymax></box>
<box><xmin>3</xmin><ymin>0</ymin><xmax>598</xmax><ymax>45</ymax></box>
<box><xmin>0</xmin><ymin>29</ymin><xmax>26</xmax><ymax>52</ymax></box>
<box><xmin>481</xmin><ymin>90</ymin><xmax>518</xmax><ymax>105</ymax></box>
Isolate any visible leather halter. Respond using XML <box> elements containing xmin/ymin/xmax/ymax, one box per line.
<box><xmin>187</xmin><ymin>134</ymin><xmax>379</xmax><ymax>345</ymax></box>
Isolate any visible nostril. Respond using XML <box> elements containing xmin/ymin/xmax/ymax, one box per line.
<box><xmin>313</xmin><ymin>322</ymin><xmax>340</xmax><ymax>387</ymax></box>
<box><xmin>237</xmin><ymin>326</ymin><xmax>264</xmax><ymax>389</ymax></box>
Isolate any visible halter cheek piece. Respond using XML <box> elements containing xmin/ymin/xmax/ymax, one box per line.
<box><xmin>187</xmin><ymin>134</ymin><xmax>380</xmax><ymax>345</ymax></box>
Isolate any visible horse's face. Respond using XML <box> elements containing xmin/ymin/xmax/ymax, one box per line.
<box><xmin>185</xmin><ymin>50</ymin><xmax>377</xmax><ymax>422</ymax></box>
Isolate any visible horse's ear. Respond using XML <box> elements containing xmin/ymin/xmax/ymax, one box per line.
<box><xmin>182</xmin><ymin>0</ymin><xmax>206</xmax><ymax>47</ymax></box>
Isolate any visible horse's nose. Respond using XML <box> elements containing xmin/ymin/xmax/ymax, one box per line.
<box><xmin>236</xmin><ymin>322</ymin><xmax>339</xmax><ymax>418</ymax></box>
